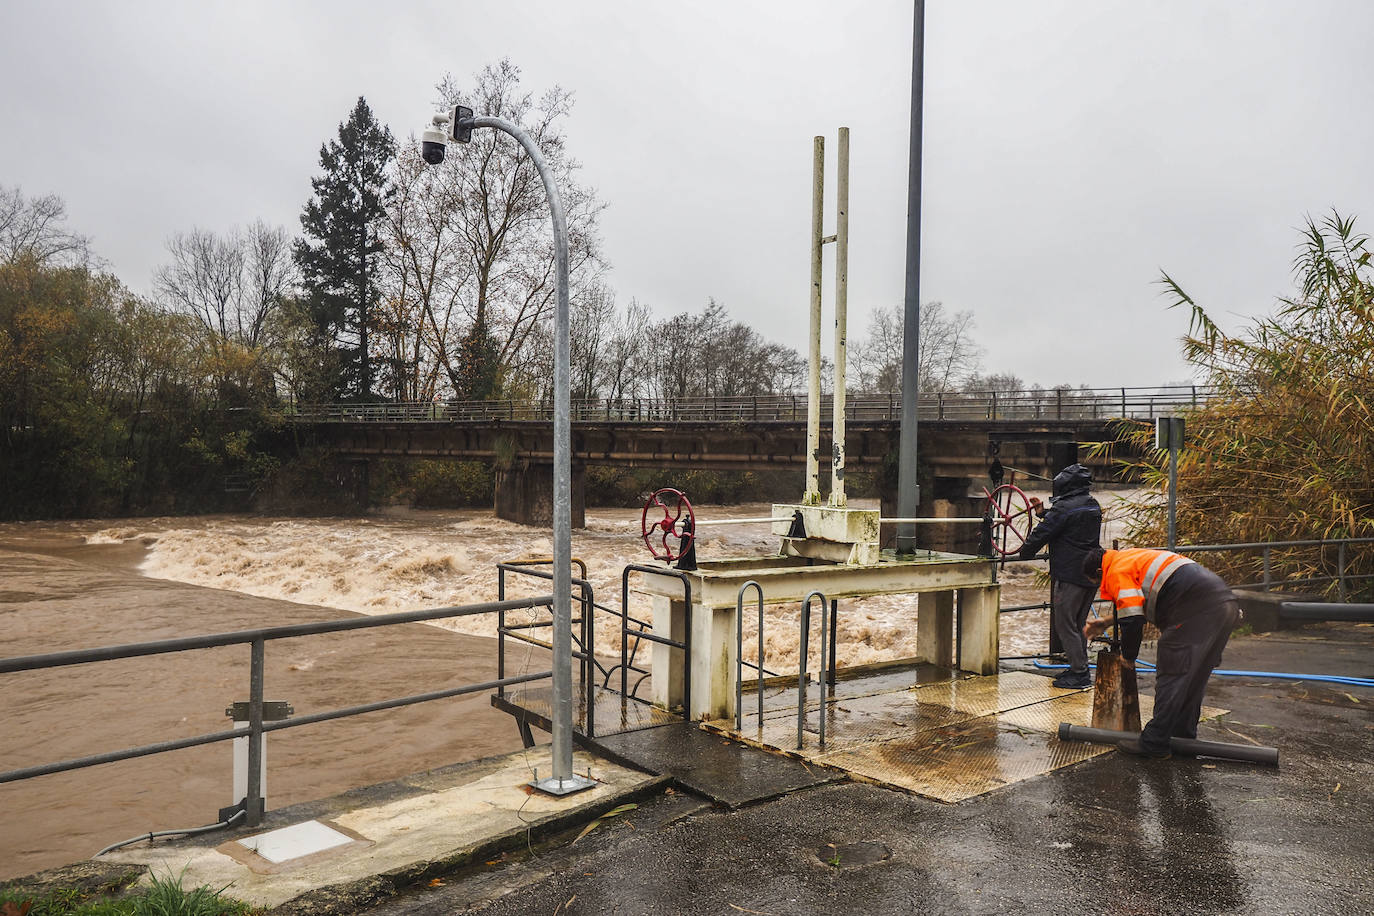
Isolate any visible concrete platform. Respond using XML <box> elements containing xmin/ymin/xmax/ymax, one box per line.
<box><xmin>93</xmin><ymin>749</ymin><xmax>664</xmax><ymax>911</ymax></box>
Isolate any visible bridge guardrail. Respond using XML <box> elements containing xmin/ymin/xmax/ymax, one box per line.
<box><xmin>284</xmin><ymin>385</ymin><xmax>1212</xmax><ymax>425</ymax></box>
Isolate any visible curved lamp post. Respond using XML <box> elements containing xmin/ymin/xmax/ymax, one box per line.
<box><xmin>427</xmin><ymin>107</ymin><xmax>593</xmax><ymax>796</ymax></box>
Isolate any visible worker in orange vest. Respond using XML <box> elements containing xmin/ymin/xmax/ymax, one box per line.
<box><xmin>1082</xmin><ymin>547</ymin><xmax>1242</xmax><ymax>758</ymax></box>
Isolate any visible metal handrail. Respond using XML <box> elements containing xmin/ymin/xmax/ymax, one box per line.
<box><xmin>796</xmin><ymin>590</ymin><xmax>831</xmax><ymax>750</ymax></box>
<box><xmin>0</xmin><ymin>596</ymin><xmax>553</xmax><ymax>828</ymax></box>
<box><xmin>1176</xmin><ymin>537</ymin><xmax>1374</xmax><ymax>595</ymax></box>
<box><xmin>736</xmin><ymin>581</ymin><xmax>765</xmax><ymax>733</ymax></box>
<box><xmin>496</xmin><ymin>560</ymin><xmax>598</xmax><ymax>738</ymax></box>
<box><xmin>619</xmin><ymin>565</ymin><xmax>693</xmax><ymax>720</ymax></box>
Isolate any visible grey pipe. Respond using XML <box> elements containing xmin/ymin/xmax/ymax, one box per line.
<box><xmin>1057</xmin><ymin>723</ymin><xmax>1279</xmax><ymax>766</ymax></box>
<box><xmin>95</xmin><ymin>809</ymin><xmax>245</xmax><ymax>858</ymax></box>
<box><xmin>1280</xmin><ymin>602</ymin><xmax>1374</xmax><ymax>622</ymax></box>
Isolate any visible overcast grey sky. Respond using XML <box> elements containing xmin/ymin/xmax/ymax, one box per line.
<box><xmin>3</xmin><ymin>1</ymin><xmax>1371</xmax><ymax>389</ymax></box>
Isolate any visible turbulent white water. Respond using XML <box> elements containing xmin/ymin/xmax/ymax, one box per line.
<box><xmin>72</xmin><ymin>495</ymin><xmax>1142</xmax><ymax>670</ymax></box>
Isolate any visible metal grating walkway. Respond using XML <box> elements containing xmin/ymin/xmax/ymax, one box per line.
<box><xmin>705</xmin><ymin>670</ymin><xmax>1222</xmax><ymax>803</ymax></box>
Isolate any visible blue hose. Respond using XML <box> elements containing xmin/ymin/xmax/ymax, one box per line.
<box><xmin>1030</xmin><ymin>658</ymin><xmax>1374</xmax><ymax>689</ymax></box>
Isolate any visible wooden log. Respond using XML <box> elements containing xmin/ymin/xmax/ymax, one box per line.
<box><xmin>1091</xmin><ymin>647</ymin><xmax>1141</xmax><ymax>732</ymax></box>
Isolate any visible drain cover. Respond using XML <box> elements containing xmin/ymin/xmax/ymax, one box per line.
<box><xmin>237</xmin><ymin>820</ymin><xmax>355</xmax><ymax>864</ymax></box>
<box><xmin>817</xmin><ymin>841</ymin><xmax>891</xmax><ymax>867</ymax></box>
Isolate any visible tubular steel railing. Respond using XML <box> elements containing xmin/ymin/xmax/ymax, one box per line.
<box><xmin>619</xmin><ymin>565</ymin><xmax>693</xmax><ymax>720</ymax></box>
<box><xmin>796</xmin><ymin>590</ymin><xmax>831</xmax><ymax>750</ymax></box>
<box><xmin>284</xmin><ymin>384</ymin><xmax>1213</xmax><ymax>426</ymax></box>
<box><xmin>496</xmin><ymin>559</ymin><xmax>601</xmax><ymax>738</ymax></box>
<box><xmin>0</xmin><ymin>596</ymin><xmax>554</xmax><ymax>828</ymax></box>
<box><xmin>735</xmin><ymin>581</ymin><xmax>765</xmax><ymax>733</ymax></box>
<box><xmin>1175</xmin><ymin>537</ymin><xmax>1374</xmax><ymax>597</ymax></box>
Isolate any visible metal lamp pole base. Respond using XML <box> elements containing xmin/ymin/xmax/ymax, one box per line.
<box><xmin>531</xmin><ymin>772</ymin><xmax>597</xmax><ymax>796</ymax></box>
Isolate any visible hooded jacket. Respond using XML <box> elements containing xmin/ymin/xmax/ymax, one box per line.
<box><xmin>1017</xmin><ymin>464</ymin><xmax>1102</xmax><ymax>586</ymax></box>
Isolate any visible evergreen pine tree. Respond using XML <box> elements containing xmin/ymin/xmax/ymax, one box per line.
<box><xmin>294</xmin><ymin>97</ymin><xmax>395</xmax><ymax>400</ymax></box>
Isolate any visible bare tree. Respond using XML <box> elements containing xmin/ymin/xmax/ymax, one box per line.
<box><xmin>851</xmin><ymin>300</ymin><xmax>984</xmax><ymax>394</ymax></box>
<box><xmin>242</xmin><ymin>221</ymin><xmax>297</xmax><ymax>351</ymax></box>
<box><xmin>602</xmin><ymin>298</ymin><xmax>652</xmax><ymax>401</ymax></box>
<box><xmin>380</xmin><ymin>140</ymin><xmax>471</xmax><ymax>399</ymax></box>
<box><xmin>430</xmin><ymin>60</ymin><xmax>605</xmax><ymax>395</ymax></box>
<box><xmin>643</xmin><ymin>299</ymin><xmax>807</xmax><ymax>399</ymax></box>
<box><xmin>155</xmin><ymin>222</ymin><xmax>295</xmax><ymax>350</ymax></box>
<box><xmin>0</xmin><ymin>185</ymin><xmax>91</xmax><ymax>266</ymax></box>
<box><xmin>157</xmin><ymin>229</ymin><xmax>244</xmax><ymax>342</ymax></box>
<box><xmin>962</xmin><ymin>372</ymin><xmax>1025</xmax><ymax>397</ymax></box>
<box><xmin>569</xmin><ymin>282</ymin><xmax>617</xmax><ymax>400</ymax></box>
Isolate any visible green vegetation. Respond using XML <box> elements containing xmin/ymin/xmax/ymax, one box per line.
<box><xmin>1106</xmin><ymin>211</ymin><xmax>1374</xmax><ymax>596</ymax></box>
<box><xmin>0</xmin><ymin>251</ymin><xmax>285</xmax><ymax>519</ymax></box>
<box><xmin>0</xmin><ymin>870</ymin><xmax>252</xmax><ymax>916</ymax></box>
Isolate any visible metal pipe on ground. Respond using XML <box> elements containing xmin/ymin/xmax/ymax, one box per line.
<box><xmin>1280</xmin><ymin>602</ymin><xmax>1374</xmax><ymax>623</ymax></box>
<box><xmin>1057</xmin><ymin>723</ymin><xmax>1279</xmax><ymax>766</ymax></box>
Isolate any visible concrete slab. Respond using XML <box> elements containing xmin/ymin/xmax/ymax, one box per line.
<box><xmin>98</xmin><ymin>748</ymin><xmax>662</xmax><ymax>910</ymax></box>
<box><xmin>237</xmin><ymin>820</ymin><xmax>357</xmax><ymax>864</ymax></box>
<box><xmin>592</xmin><ymin>721</ymin><xmax>844</xmax><ymax>808</ymax></box>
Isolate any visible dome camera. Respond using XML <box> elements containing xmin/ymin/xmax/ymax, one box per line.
<box><xmin>421</xmin><ymin>123</ymin><xmax>447</xmax><ymax>166</ymax></box>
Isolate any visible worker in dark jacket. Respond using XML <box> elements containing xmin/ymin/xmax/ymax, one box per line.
<box><xmin>1083</xmin><ymin>547</ymin><xmax>1241</xmax><ymax>758</ymax></box>
<box><xmin>1018</xmin><ymin>464</ymin><xmax>1102</xmax><ymax>688</ymax></box>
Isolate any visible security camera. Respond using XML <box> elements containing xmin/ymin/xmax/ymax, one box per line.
<box><xmin>421</xmin><ymin>118</ymin><xmax>448</xmax><ymax>166</ymax></box>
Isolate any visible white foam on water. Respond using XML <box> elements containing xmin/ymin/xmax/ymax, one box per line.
<box><xmin>88</xmin><ymin>493</ymin><xmax>1142</xmax><ymax>670</ymax></box>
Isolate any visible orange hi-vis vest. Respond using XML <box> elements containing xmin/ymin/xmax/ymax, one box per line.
<box><xmin>1098</xmin><ymin>548</ymin><xmax>1196</xmax><ymax>624</ymax></box>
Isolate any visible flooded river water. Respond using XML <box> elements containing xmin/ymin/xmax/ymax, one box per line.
<box><xmin>0</xmin><ymin>495</ymin><xmax>1137</xmax><ymax>878</ymax></box>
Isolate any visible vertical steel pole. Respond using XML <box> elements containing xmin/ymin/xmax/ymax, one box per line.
<box><xmin>1338</xmin><ymin>541</ymin><xmax>1348</xmax><ymax>601</ymax></box>
<box><xmin>469</xmin><ymin>115</ymin><xmax>592</xmax><ymax>795</ymax></box>
<box><xmin>1167</xmin><ymin>442</ymin><xmax>1178</xmax><ymax>549</ymax></box>
<box><xmin>246</xmin><ymin>637</ymin><xmax>265</xmax><ymax>827</ymax></box>
<box><xmin>831</xmin><ymin>128</ymin><xmax>850</xmax><ymax>508</ymax></box>
<box><xmin>806</xmin><ymin>136</ymin><xmax>825</xmax><ymax>503</ymax></box>
<box><xmin>896</xmin><ymin>1</ymin><xmax>926</xmax><ymax>552</ymax></box>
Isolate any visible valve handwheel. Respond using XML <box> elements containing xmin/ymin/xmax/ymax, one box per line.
<box><xmin>982</xmin><ymin>483</ymin><xmax>1037</xmax><ymax>556</ymax></box>
<box><xmin>641</xmin><ymin>488</ymin><xmax>695</xmax><ymax>562</ymax></box>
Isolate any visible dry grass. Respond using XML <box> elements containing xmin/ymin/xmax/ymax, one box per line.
<box><xmin>1089</xmin><ymin>212</ymin><xmax>1374</xmax><ymax>597</ymax></box>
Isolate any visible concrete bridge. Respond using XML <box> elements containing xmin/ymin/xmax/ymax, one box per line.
<box><xmin>290</xmin><ymin>387</ymin><xmax>1201</xmax><ymax>541</ymax></box>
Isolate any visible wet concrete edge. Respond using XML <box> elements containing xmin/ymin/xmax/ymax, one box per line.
<box><xmin>265</xmin><ymin>774</ymin><xmax>674</xmax><ymax>916</ymax></box>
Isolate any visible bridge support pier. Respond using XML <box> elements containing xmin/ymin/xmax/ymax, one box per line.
<box><xmin>493</xmin><ymin>460</ymin><xmax>586</xmax><ymax>528</ymax></box>
<box><xmin>882</xmin><ymin>475</ymin><xmax>985</xmax><ymax>554</ymax></box>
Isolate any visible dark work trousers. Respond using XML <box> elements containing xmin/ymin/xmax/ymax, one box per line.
<box><xmin>1140</xmin><ymin>564</ymin><xmax>1241</xmax><ymax>754</ymax></box>
<box><xmin>1052</xmin><ymin>579</ymin><xmax>1097</xmax><ymax>674</ymax></box>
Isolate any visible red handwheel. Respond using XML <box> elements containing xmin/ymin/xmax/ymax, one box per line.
<box><xmin>641</xmin><ymin>488</ymin><xmax>695</xmax><ymax>562</ymax></box>
<box><xmin>983</xmin><ymin>483</ymin><xmax>1037</xmax><ymax>556</ymax></box>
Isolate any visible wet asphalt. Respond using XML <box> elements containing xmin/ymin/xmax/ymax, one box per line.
<box><xmin>356</xmin><ymin>624</ymin><xmax>1374</xmax><ymax>916</ymax></box>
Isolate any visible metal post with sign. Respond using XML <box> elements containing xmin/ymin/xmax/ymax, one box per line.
<box><xmin>1156</xmin><ymin>417</ymin><xmax>1185</xmax><ymax>548</ymax></box>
